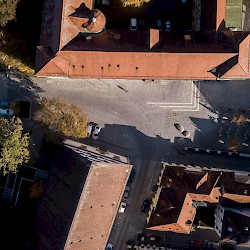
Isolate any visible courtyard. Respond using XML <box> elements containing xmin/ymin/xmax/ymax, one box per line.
<box><xmin>95</xmin><ymin>0</ymin><xmax>193</xmax><ymax>30</ymax></box>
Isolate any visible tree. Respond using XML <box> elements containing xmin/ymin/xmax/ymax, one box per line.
<box><xmin>35</xmin><ymin>97</ymin><xmax>88</xmax><ymax>138</ymax></box>
<box><xmin>0</xmin><ymin>0</ymin><xmax>20</xmax><ymax>27</ymax></box>
<box><xmin>232</xmin><ymin>114</ymin><xmax>247</xmax><ymax>125</ymax></box>
<box><xmin>120</xmin><ymin>0</ymin><xmax>151</xmax><ymax>7</ymax></box>
<box><xmin>0</xmin><ymin>117</ymin><xmax>30</xmax><ymax>175</ymax></box>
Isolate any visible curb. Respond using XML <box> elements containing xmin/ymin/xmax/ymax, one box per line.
<box><xmin>185</xmin><ymin>147</ymin><xmax>250</xmax><ymax>159</ymax></box>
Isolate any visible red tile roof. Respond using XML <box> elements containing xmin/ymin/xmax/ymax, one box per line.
<box><xmin>238</xmin><ymin>34</ymin><xmax>250</xmax><ymax>75</ymax></box>
<box><xmin>216</xmin><ymin>0</ymin><xmax>226</xmax><ymax>31</ymax></box>
<box><xmin>37</xmin><ymin>51</ymin><xmax>244</xmax><ymax>80</ymax></box>
<box><xmin>64</xmin><ymin>162</ymin><xmax>132</xmax><ymax>250</ymax></box>
<box><xmin>147</xmin><ymin>163</ymin><xmax>250</xmax><ymax>235</ymax></box>
<box><xmin>148</xmin><ymin>191</ymin><xmax>196</xmax><ymax>234</ymax></box>
<box><xmin>36</xmin><ymin>0</ymin><xmax>250</xmax><ymax>80</ymax></box>
<box><xmin>59</xmin><ymin>0</ymin><xmax>94</xmax><ymax>49</ymax></box>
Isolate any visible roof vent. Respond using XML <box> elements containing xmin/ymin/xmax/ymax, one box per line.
<box><xmin>211</xmin><ymin>67</ymin><xmax>217</xmax><ymax>73</ymax></box>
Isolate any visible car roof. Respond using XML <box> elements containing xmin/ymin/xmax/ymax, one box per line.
<box><xmin>131</xmin><ymin>18</ymin><xmax>137</xmax><ymax>25</ymax></box>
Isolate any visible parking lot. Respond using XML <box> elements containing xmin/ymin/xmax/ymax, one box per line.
<box><xmin>96</xmin><ymin>0</ymin><xmax>193</xmax><ymax>31</ymax></box>
<box><xmin>108</xmin><ymin>159</ymin><xmax>162</xmax><ymax>250</ymax></box>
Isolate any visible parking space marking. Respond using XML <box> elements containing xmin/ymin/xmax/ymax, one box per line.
<box><xmin>147</xmin><ymin>81</ymin><xmax>194</xmax><ymax>105</ymax></box>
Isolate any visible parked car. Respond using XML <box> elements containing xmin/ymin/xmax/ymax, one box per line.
<box><xmin>0</xmin><ymin>108</ymin><xmax>14</xmax><ymax>116</ymax></box>
<box><xmin>92</xmin><ymin>124</ymin><xmax>101</xmax><ymax>139</ymax></box>
<box><xmin>139</xmin><ymin>19</ymin><xmax>145</xmax><ymax>28</ymax></box>
<box><xmin>102</xmin><ymin>0</ymin><xmax>110</xmax><ymax>5</ymax></box>
<box><xmin>106</xmin><ymin>242</ymin><xmax>113</xmax><ymax>250</ymax></box>
<box><xmin>119</xmin><ymin>202</ymin><xmax>127</xmax><ymax>213</ymax></box>
<box><xmin>149</xmin><ymin>19</ymin><xmax>154</xmax><ymax>28</ymax></box>
<box><xmin>157</xmin><ymin>20</ymin><xmax>162</xmax><ymax>29</ymax></box>
<box><xmin>0</xmin><ymin>101</ymin><xmax>9</xmax><ymax>107</ymax></box>
<box><xmin>123</xmin><ymin>185</ymin><xmax>131</xmax><ymax>199</ymax></box>
<box><xmin>189</xmin><ymin>240</ymin><xmax>204</xmax><ymax>248</ymax></box>
<box><xmin>87</xmin><ymin>123</ymin><xmax>93</xmax><ymax>137</ymax></box>
<box><xmin>141</xmin><ymin>199</ymin><xmax>150</xmax><ymax>213</ymax></box>
<box><xmin>130</xmin><ymin>18</ymin><xmax>137</xmax><ymax>31</ymax></box>
<box><xmin>166</xmin><ymin>21</ymin><xmax>171</xmax><ymax>31</ymax></box>
<box><xmin>128</xmin><ymin>168</ymin><xmax>136</xmax><ymax>183</ymax></box>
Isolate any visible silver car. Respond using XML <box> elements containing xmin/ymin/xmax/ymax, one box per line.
<box><xmin>123</xmin><ymin>186</ymin><xmax>131</xmax><ymax>199</ymax></box>
<box><xmin>166</xmin><ymin>21</ymin><xmax>171</xmax><ymax>31</ymax></box>
<box><xmin>92</xmin><ymin>124</ymin><xmax>101</xmax><ymax>139</ymax></box>
<box><xmin>87</xmin><ymin>123</ymin><xmax>93</xmax><ymax>137</ymax></box>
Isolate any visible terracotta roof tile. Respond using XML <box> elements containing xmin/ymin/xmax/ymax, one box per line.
<box><xmin>38</xmin><ymin>51</ymin><xmax>241</xmax><ymax>80</ymax></box>
<box><xmin>148</xmin><ymin>192</ymin><xmax>196</xmax><ymax>234</ymax></box>
<box><xmin>64</xmin><ymin>162</ymin><xmax>132</xmax><ymax>250</ymax></box>
<box><xmin>147</xmin><ymin>164</ymin><xmax>250</xmax><ymax>235</ymax></box>
<box><xmin>60</xmin><ymin>0</ymin><xmax>94</xmax><ymax>49</ymax></box>
<box><xmin>36</xmin><ymin>59</ymin><xmax>66</xmax><ymax>76</ymax></box>
<box><xmin>216</xmin><ymin>0</ymin><xmax>226</xmax><ymax>31</ymax></box>
<box><xmin>36</xmin><ymin>0</ymin><xmax>250</xmax><ymax>79</ymax></box>
<box><xmin>238</xmin><ymin>34</ymin><xmax>250</xmax><ymax>74</ymax></box>
<box><xmin>149</xmin><ymin>29</ymin><xmax>160</xmax><ymax>49</ymax></box>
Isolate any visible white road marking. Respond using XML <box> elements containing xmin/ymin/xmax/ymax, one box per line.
<box><xmin>147</xmin><ymin>81</ymin><xmax>200</xmax><ymax>112</ymax></box>
<box><xmin>147</xmin><ymin>81</ymin><xmax>194</xmax><ymax>105</ymax></box>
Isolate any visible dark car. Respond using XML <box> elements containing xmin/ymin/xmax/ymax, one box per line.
<box><xmin>189</xmin><ymin>240</ymin><xmax>204</xmax><ymax>249</ymax></box>
<box><xmin>141</xmin><ymin>199</ymin><xmax>150</xmax><ymax>213</ymax></box>
<box><xmin>128</xmin><ymin>168</ymin><xmax>136</xmax><ymax>183</ymax></box>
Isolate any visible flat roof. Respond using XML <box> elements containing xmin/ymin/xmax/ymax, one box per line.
<box><xmin>64</xmin><ymin>162</ymin><xmax>132</xmax><ymax>250</ymax></box>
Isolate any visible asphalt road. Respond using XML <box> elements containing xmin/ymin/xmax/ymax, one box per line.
<box><xmin>1</xmin><ymin>74</ymin><xmax>250</xmax><ymax>249</ymax></box>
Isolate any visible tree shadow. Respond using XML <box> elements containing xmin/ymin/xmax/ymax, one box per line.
<box><xmin>2</xmin><ymin>0</ymin><xmax>44</xmax><ymax>68</ymax></box>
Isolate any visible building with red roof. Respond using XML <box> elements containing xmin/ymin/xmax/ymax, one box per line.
<box><xmin>147</xmin><ymin>163</ymin><xmax>250</xmax><ymax>235</ymax></box>
<box><xmin>36</xmin><ymin>0</ymin><xmax>250</xmax><ymax>80</ymax></box>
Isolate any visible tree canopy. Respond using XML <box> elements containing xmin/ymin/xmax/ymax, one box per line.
<box><xmin>0</xmin><ymin>0</ymin><xmax>20</xmax><ymax>27</ymax></box>
<box><xmin>36</xmin><ymin>97</ymin><xmax>88</xmax><ymax>138</ymax></box>
<box><xmin>120</xmin><ymin>0</ymin><xmax>151</xmax><ymax>7</ymax></box>
<box><xmin>0</xmin><ymin>117</ymin><xmax>30</xmax><ymax>175</ymax></box>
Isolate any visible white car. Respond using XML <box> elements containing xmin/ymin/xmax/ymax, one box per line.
<box><xmin>92</xmin><ymin>124</ymin><xmax>101</xmax><ymax>139</ymax></box>
<box><xmin>0</xmin><ymin>108</ymin><xmax>14</xmax><ymax>116</ymax></box>
<box><xmin>119</xmin><ymin>202</ymin><xmax>127</xmax><ymax>213</ymax></box>
<box><xmin>87</xmin><ymin>123</ymin><xmax>93</xmax><ymax>138</ymax></box>
<box><xmin>123</xmin><ymin>186</ymin><xmax>131</xmax><ymax>199</ymax></box>
<box><xmin>130</xmin><ymin>18</ymin><xmax>137</xmax><ymax>31</ymax></box>
<box><xmin>106</xmin><ymin>242</ymin><xmax>113</xmax><ymax>250</ymax></box>
<box><xmin>166</xmin><ymin>21</ymin><xmax>171</xmax><ymax>31</ymax></box>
